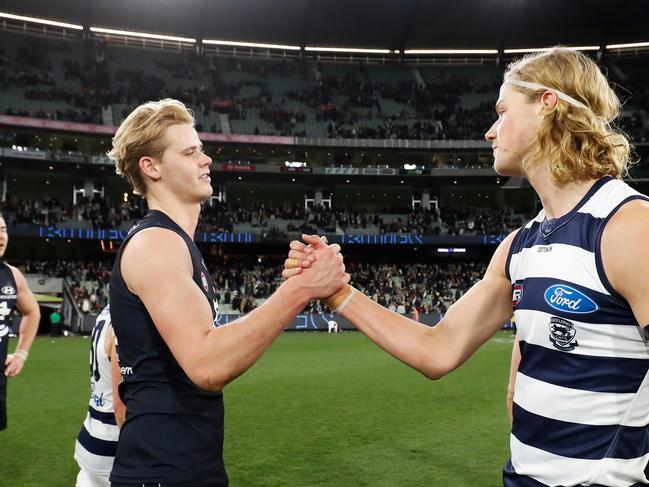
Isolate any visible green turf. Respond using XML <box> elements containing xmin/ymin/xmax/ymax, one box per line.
<box><xmin>4</xmin><ymin>332</ymin><xmax>515</xmax><ymax>486</ymax></box>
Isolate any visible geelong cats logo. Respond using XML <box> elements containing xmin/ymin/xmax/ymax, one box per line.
<box><xmin>549</xmin><ymin>317</ymin><xmax>579</xmax><ymax>351</ymax></box>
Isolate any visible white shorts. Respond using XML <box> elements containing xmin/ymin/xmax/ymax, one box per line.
<box><xmin>76</xmin><ymin>468</ymin><xmax>110</xmax><ymax>487</ymax></box>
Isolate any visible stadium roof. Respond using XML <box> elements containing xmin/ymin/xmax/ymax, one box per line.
<box><xmin>2</xmin><ymin>0</ymin><xmax>648</xmax><ymax>52</ymax></box>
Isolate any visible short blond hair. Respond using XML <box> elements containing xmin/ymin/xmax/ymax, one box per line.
<box><xmin>108</xmin><ymin>99</ymin><xmax>195</xmax><ymax>195</ymax></box>
<box><xmin>505</xmin><ymin>47</ymin><xmax>633</xmax><ymax>183</ymax></box>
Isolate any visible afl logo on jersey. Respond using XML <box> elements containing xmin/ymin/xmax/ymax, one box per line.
<box><xmin>544</xmin><ymin>284</ymin><xmax>598</xmax><ymax>314</ymax></box>
<box><xmin>512</xmin><ymin>283</ymin><xmax>523</xmax><ymax>306</ymax></box>
<box><xmin>200</xmin><ymin>272</ymin><xmax>209</xmax><ymax>292</ymax></box>
<box><xmin>1</xmin><ymin>285</ymin><xmax>15</xmax><ymax>295</ymax></box>
<box><xmin>549</xmin><ymin>316</ymin><xmax>578</xmax><ymax>351</ymax></box>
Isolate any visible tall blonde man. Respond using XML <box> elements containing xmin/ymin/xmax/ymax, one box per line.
<box><xmin>286</xmin><ymin>49</ymin><xmax>649</xmax><ymax>486</ymax></box>
<box><xmin>107</xmin><ymin>99</ymin><xmax>347</xmax><ymax>486</ymax></box>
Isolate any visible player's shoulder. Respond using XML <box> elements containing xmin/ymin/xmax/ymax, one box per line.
<box><xmin>121</xmin><ymin>225</ymin><xmax>193</xmax><ymax>290</ymax></box>
<box><xmin>484</xmin><ymin>228</ymin><xmax>521</xmax><ymax>279</ymax></box>
<box><xmin>5</xmin><ymin>264</ymin><xmax>26</xmax><ymax>284</ymax></box>
<box><xmin>599</xmin><ymin>198</ymin><xmax>649</xmax><ymax>270</ymax></box>
<box><xmin>599</xmin><ymin>197</ymin><xmax>649</xmax><ymax>300</ymax></box>
<box><xmin>609</xmin><ymin>197</ymin><xmax>649</xmax><ymax>219</ymax></box>
<box><xmin>494</xmin><ymin>228</ymin><xmax>522</xmax><ymax>258</ymax></box>
<box><xmin>603</xmin><ymin>198</ymin><xmax>649</xmax><ymax>241</ymax></box>
<box><xmin>124</xmin><ymin>226</ymin><xmax>189</xmax><ymax>262</ymax></box>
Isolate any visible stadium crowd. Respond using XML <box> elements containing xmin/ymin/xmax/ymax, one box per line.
<box><xmin>2</xmin><ymin>196</ymin><xmax>528</xmax><ymax>236</ymax></box>
<box><xmin>197</xmin><ymin>201</ymin><xmax>528</xmax><ymax>236</ymax></box>
<box><xmin>2</xmin><ymin>35</ymin><xmax>648</xmax><ymax>143</ymax></box>
<box><xmin>18</xmin><ymin>259</ymin><xmax>111</xmax><ymax>314</ymax></box>
<box><xmin>17</xmin><ymin>256</ymin><xmax>487</xmax><ymax>317</ymax></box>
<box><xmin>168</xmin><ymin>257</ymin><xmax>488</xmax><ymax>316</ymax></box>
<box><xmin>1</xmin><ymin>195</ymin><xmax>147</xmax><ymax>228</ymax></box>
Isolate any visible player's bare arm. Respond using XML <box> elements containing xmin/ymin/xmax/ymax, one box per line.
<box><xmin>122</xmin><ymin>227</ymin><xmax>348</xmax><ymax>392</ymax></box>
<box><xmin>600</xmin><ymin>199</ymin><xmax>649</xmax><ymax>331</ymax></box>
<box><xmin>4</xmin><ymin>266</ymin><xmax>40</xmax><ymax>377</ymax></box>
<box><xmin>337</xmin><ymin>231</ymin><xmax>516</xmax><ymax>379</ymax></box>
<box><xmin>286</xmin><ymin>232</ymin><xmax>517</xmax><ymax>379</ymax></box>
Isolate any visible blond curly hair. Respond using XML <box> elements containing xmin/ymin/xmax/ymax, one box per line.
<box><xmin>505</xmin><ymin>48</ymin><xmax>633</xmax><ymax>183</ymax></box>
<box><xmin>108</xmin><ymin>99</ymin><xmax>195</xmax><ymax>195</ymax></box>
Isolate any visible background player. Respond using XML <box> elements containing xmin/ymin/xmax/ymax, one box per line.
<box><xmin>285</xmin><ymin>48</ymin><xmax>649</xmax><ymax>486</ymax></box>
<box><xmin>74</xmin><ymin>305</ymin><xmax>124</xmax><ymax>487</ymax></box>
<box><xmin>0</xmin><ymin>213</ymin><xmax>40</xmax><ymax>431</ymax></box>
<box><xmin>107</xmin><ymin>99</ymin><xmax>348</xmax><ymax>486</ymax></box>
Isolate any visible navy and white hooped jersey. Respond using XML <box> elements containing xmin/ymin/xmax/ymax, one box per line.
<box><xmin>504</xmin><ymin>177</ymin><xmax>649</xmax><ymax>487</ymax></box>
<box><xmin>74</xmin><ymin>305</ymin><xmax>119</xmax><ymax>474</ymax></box>
<box><xmin>0</xmin><ymin>261</ymin><xmax>17</xmax><ymax>346</ymax></box>
<box><xmin>109</xmin><ymin>210</ymin><xmax>227</xmax><ymax>485</ymax></box>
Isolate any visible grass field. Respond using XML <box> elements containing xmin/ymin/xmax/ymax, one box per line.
<box><xmin>3</xmin><ymin>331</ymin><xmax>515</xmax><ymax>486</ymax></box>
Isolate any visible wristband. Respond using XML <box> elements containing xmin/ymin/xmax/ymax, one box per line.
<box><xmin>13</xmin><ymin>349</ymin><xmax>28</xmax><ymax>361</ymax></box>
<box><xmin>324</xmin><ymin>285</ymin><xmax>357</xmax><ymax>313</ymax></box>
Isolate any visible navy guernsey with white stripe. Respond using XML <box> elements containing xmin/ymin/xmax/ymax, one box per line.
<box><xmin>109</xmin><ymin>210</ymin><xmax>227</xmax><ymax>485</ymax></box>
<box><xmin>504</xmin><ymin>177</ymin><xmax>649</xmax><ymax>487</ymax></box>
<box><xmin>0</xmin><ymin>261</ymin><xmax>17</xmax><ymax>412</ymax></box>
<box><xmin>74</xmin><ymin>305</ymin><xmax>119</xmax><ymax>474</ymax></box>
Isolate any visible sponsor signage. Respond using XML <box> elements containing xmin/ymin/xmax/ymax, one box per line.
<box><xmin>221</xmin><ymin>163</ymin><xmax>256</xmax><ymax>172</ymax></box>
<box><xmin>280</xmin><ymin>166</ymin><xmax>313</xmax><ymax>173</ymax></box>
<box><xmin>544</xmin><ymin>284</ymin><xmax>598</xmax><ymax>314</ymax></box>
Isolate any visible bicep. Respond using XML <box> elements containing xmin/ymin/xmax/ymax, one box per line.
<box><xmin>438</xmin><ymin>271</ymin><xmax>514</xmax><ymax>357</ymax></box>
<box><xmin>435</xmin><ymin>232</ymin><xmax>516</xmax><ymax>357</ymax></box>
<box><xmin>138</xmin><ymin>274</ymin><xmax>214</xmax><ymax>371</ymax></box>
<box><xmin>121</xmin><ymin>231</ymin><xmax>214</xmax><ymax>378</ymax></box>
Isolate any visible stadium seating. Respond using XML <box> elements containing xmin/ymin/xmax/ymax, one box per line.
<box><xmin>2</xmin><ymin>29</ymin><xmax>647</xmax><ymax>142</ymax></box>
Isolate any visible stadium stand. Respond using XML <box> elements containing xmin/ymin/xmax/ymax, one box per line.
<box><xmin>16</xmin><ymin>257</ymin><xmax>488</xmax><ymax>317</ymax></box>
<box><xmin>1</xmin><ymin>29</ymin><xmax>648</xmax><ymax>142</ymax></box>
<box><xmin>1</xmin><ymin>195</ymin><xmax>530</xmax><ymax>235</ymax></box>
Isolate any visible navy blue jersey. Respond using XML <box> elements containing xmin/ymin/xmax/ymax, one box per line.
<box><xmin>0</xmin><ymin>261</ymin><xmax>18</xmax><ymax>403</ymax></box>
<box><xmin>504</xmin><ymin>178</ymin><xmax>649</xmax><ymax>486</ymax></box>
<box><xmin>109</xmin><ymin>210</ymin><xmax>227</xmax><ymax>485</ymax></box>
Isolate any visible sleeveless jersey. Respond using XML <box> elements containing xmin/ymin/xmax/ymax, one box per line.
<box><xmin>0</xmin><ymin>262</ymin><xmax>17</xmax><ymax>399</ymax></box>
<box><xmin>108</xmin><ymin>210</ymin><xmax>227</xmax><ymax>485</ymax></box>
<box><xmin>504</xmin><ymin>177</ymin><xmax>649</xmax><ymax>486</ymax></box>
<box><xmin>74</xmin><ymin>305</ymin><xmax>119</xmax><ymax>474</ymax></box>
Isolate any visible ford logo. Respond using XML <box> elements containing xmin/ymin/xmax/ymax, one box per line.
<box><xmin>544</xmin><ymin>285</ymin><xmax>598</xmax><ymax>314</ymax></box>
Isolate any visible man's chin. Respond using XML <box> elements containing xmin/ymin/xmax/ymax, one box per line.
<box><xmin>198</xmin><ymin>190</ymin><xmax>213</xmax><ymax>204</ymax></box>
<box><xmin>493</xmin><ymin>162</ymin><xmax>524</xmax><ymax>177</ymax></box>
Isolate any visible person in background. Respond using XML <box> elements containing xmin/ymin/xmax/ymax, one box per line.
<box><xmin>74</xmin><ymin>305</ymin><xmax>125</xmax><ymax>487</ymax></box>
<box><xmin>0</xmin><ymin>212</ymin><xmax>41</xmax><ymax>431</ymax></box>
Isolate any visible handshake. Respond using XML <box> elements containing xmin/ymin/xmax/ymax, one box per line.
<box><xmin>282</xmin><ymin>234</ymin><xmax>357</xmax><ymax>313</ymax></box>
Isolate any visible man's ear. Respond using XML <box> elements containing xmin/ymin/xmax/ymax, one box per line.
<box><xmin>541</xmin><ymin>90</ymin><xmax>558</xmax><ymax>109</ymax></box>
<box><xmin>139</xmin><ymin>156</ymin><xmax>161</xmax><ymax>182</ymax></box>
